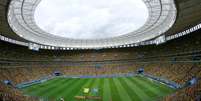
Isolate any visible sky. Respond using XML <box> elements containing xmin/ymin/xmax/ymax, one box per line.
<box><xmin>34</xmin><ymin>0</ymin><xmax>148</xmax><ymax>39</ymax></box>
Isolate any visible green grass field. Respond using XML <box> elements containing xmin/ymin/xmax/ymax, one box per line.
<box><xmin>22</xmin><ymin>76</ymin><xmax>175</xmax><ymax>101</ymax></box>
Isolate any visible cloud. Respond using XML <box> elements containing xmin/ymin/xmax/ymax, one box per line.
<box><xmin>34</xmin><ymin>0</ymin><xmax>148</xmax><ymax>39</ymax></box>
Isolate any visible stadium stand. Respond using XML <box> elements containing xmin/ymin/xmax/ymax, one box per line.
<box><xmin>0</xmin><ymin>0</ymin><xmax>201</xmax><ymax>100</ymax></box>
<box><xmin>0</xmin><ymin>29</ymin><xmax>201</xmax><ymax>101</ymax></box>
<box><xmin>163</xmin><ymin>71</ymin><xmax>201</xmax><ymax>101</ymax></box>
<box><xmin>0</xmin><ymin>82</ymin><xmax>39</xmax><ymax>101</ymax></box>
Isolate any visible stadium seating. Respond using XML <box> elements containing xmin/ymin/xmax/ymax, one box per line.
<box><xmin>163</xmin><ymin>71</ymin><xmax>201</xmax><ymax>101</ymax></box>
<box><xmin>0</xmin><ymin>64</ymin><xmax>138</xmax><ymax>84</ymax></box>
<box><xmin>0</xmin><ymin>82</ymin><xmax>39</xmax><ymax>101</ymax></box>
<box><xmin>0</xmin><ymin>24</ymin><xmax>201</xmax><ymax>101</ymax></box>
<box><xmin>144</xmin><ymin>63</ymin><xmax>201</xmax><ymax>84</ymax></box>
<box><xmin>0</xmin><ymin>29</ymin><xmax>201</xmax><ymax>63</ymax></box>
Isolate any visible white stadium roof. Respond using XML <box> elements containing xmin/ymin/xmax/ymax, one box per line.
<box><xmin>7</xmin><ymin>0</ymin><xmax>177</xmax><ymax>49</ymax></box>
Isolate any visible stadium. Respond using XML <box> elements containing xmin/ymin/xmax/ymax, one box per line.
<box><xmin>0</xmin><ymin>0</ymin><xmax>201</xmax><ymax>101</ymax></box>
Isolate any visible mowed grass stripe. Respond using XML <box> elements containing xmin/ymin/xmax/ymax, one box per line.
<box><xmin>45</xmin><ymin>78</ymin><xmax>78</xmax><ymax>99</ymax></box>
<box><xmin>122</xmin><ymin>77</ymin><xmax>150</xmax><ymax>101</ymax></box>
<box><xmin>23</xmin><ymin>78</ymin><xmax>57</xmax><ymax>90</ymax></box>
<box><xmin>109</xmin><ymin>78</ymin><xmax>121</xmax><ymax>101</ymax></box>
<box><xmin>60</xmin><ymin>78</ymin><xmax>88</xmax><ymax>100</ymax></box>
<box><xmin>35</xmin><ymin>78</ymin><xmax>71</xmax><ymax>97</ymax></box>
<box><xmin>113</xmin><ymin>78</ymin><xmax>132</xmax><ymax>101</ymax></box>
<box><xmin>98</xmin><ymin>78</ymin><xmax>104</xmax><ymax>98</ymax></box>
<box><xmin>68</xmin><ymin>78</ymin><xmax>96</xmax><ymax>101</ymax></box>
<box><xmin>23</xmin><ymin>78</ymin><xmax>64</xmax><ymax>96</ymax></box>
<box><xmin>82</xmin><ymin>78</ymin><xmax>95</xmax><ymax>88</ymax></box>
<box><xmin>91</xmin><ymin>78</ymin><xmax>100</xmax><ymax>88</ymax></box>
<box><xmin>118</xmin><ymin>78</ymin><xmax>141</xmax><ymax>101</ymax></box>
<box><xmin>75</xmin><ymin>78</ymin><xmax>94</xmax><ymax>96</ymax></box>
<box><xmin>137</xmin><ymin>76</ymin><xmax>175</xmax><ymax>94</ymax></box>
<box><xmin>22</xmin><ymin>76</ymin><xmax>176</xmax><ymax>101</ymax></box>
<box><xmin>89</xmin><ymin>78</ymin><xmax>100</xmax><ymax>96</ymax></box>
<box><xmin>134</xmin><ymin>76</ymin><xmax>170</xmax><ymax>97</ymax></box>
<box><xmin>130</xmin><ymin>77</ymin><xmax>158</xmax><ymax>99</ymax></box>
<box><xmin>65</xmin><ymin>79</ymin><xmax>90</xmax><ymax>101</ymax></box>
<box><xmin>23</xmin><ymin>78</ymin><xmax>61</xmax><ymax>93</ymax></box>
<box><xmin>103</xmin><ymin>78</ymin><xmax>111</xmax><ymax>101</ymax></box>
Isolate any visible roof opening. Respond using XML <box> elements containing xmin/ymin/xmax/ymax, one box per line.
<box><xmin>35</xmin><ymin>0</ymin><xmax>148</xmax><ymax>39</ymax></box>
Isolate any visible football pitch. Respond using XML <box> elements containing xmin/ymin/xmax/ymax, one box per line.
<box><xmin>22</xmin><ymin>76</ymin><xmax>175</xmax><ymax>101</ymax></box>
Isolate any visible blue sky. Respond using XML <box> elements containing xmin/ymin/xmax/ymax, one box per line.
<box><xmin>35</xmin><ymin>0</ymin><xmax>148</xmax><ymax>39</ymax></box>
